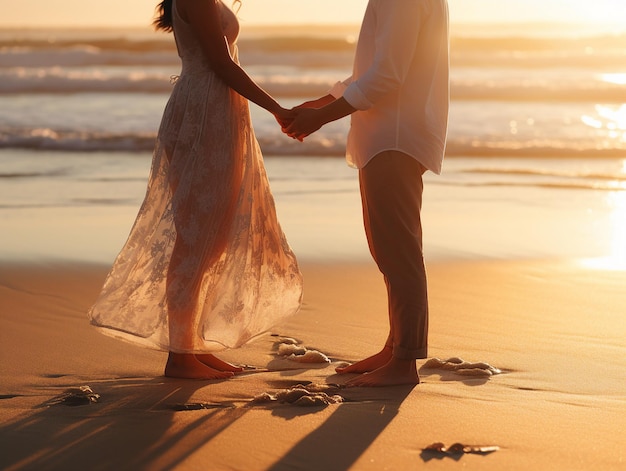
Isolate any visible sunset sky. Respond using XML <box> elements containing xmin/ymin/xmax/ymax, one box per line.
<box><xmin>2</xmin><ymin>0</ymin><xmax>626</xmax><ymax>28</ymax></box>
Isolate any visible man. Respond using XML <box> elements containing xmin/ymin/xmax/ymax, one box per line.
<box><xmin>286</xmin><ymin>0</ymin><xmax>449</xmax><ymax>386</ymax></box>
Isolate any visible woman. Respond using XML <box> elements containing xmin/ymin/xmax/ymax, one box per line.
<box><xmin>88</xmin><ymin>0</ymin><xmax>303</xmax><ymax>379</ymax></box>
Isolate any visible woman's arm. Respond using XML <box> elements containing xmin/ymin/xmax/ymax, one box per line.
<box><xmin>178</xmin><ymin>0</ymin><xmax>288</xmax><ymax>118</ymax></box>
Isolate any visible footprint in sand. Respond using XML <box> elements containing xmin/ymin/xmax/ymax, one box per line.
<box><xmin>251</xmin><ymin>383</ymin><xmax>344</xmax><ymax>407</ymax></box>
<box><xmin>273</xmin><ymin>336</ymin><xmax>331</xmax><ymax>364</ymax></box>
<box><xmin>422</xmin><ymin>357</ymin><xmax>501</xmax><ymax>377</ymax></box>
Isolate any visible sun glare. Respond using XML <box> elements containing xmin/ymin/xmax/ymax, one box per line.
<box><xmin>601</xmin><ymin>73</ymin><xmax>626</xmax><ymax>86</ymax></box>
<box><xmin>581</xmin><ymin>104</ymin><xmax>626</xmax><ymax>145</ymax></box>
<box><xmin>564</xmin><ymin>0</ymin><xmax>626</xmax><ymax>26</ymax></box>
<box><xmin>582</xmin><ymin>161</ymin><xmax>626</xmax><ymax>271</ymax></box>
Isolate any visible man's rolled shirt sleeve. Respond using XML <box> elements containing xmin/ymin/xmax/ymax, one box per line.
<box><xmin>329</xmin><ymin>77</ymin><xmax>352</xmax><ymax>99</ymax></box>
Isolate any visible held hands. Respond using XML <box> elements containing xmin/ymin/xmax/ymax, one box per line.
<box><xmin>278</xmin><ymin>95</ymin><xmax>342</xmax><ymax>141</ymax></box>
<box><xmin>284</xmin><ymin>107</ymin><xmax>324</xmax><ymax>142</ymax></box>
<box><xmin>274</xmin><ymin>106</ymin><xmax>321</xmax><ymax>141</ymax></box>
<box><xmin>273</xmin><ymin>107</ymin><xmax>296</xmax><ymax>132</ymax></box>
<box><xmin>279</xmin><ymin>99</ymin><xmax>326</xmax><ymax>142</ymax></box>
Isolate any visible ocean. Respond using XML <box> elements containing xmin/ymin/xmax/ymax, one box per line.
<box><xmin>1</xmin><ymin>23</ymin><xmax>625</xmax><ymax>264</ymax></box>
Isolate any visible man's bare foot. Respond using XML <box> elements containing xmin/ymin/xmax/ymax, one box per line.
<box><xmin>164</xmin><ymin>353</ymin><xmax>234</xmax><ymax>380</ymax></box>
<box><xmin>335</xmin><ymin>345</ymin><xmax>392</xmax><ymax>374</ymax></box>
<box><xmin>345</xmin><ymin>357</ymin><xmax>420</xmax><ymax>387</ymax></box>
<box><xmin>196</xmin><ymin>354</ymin><xmax>244</xmax><ymax>373</ymax></box>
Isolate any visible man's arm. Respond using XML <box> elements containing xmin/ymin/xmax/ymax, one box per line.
<box><xmin>286</xmin><ymin>97</ymin><xmax>356</xmax><ymax>141</ymax></box>
<box><xmin>285</xmin><ymin>78</ymin><xmax>353</xmax><ymax>138</ymax></box>
<box><xmin>295</xmin><ymin>94</ymin><xmax>336</xmax><ymax>109</ymax></box>
<box><xmin>286</xmin><ymin>1</ymin><xmax>426</xmax><ymax>139</ymax></box>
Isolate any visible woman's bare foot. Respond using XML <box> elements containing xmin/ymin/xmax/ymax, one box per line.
<box><xmin>164</xmin><ymin>353</ymin><xmax>234</xmax><ymax>380</ymax></box>
<box><xmin>345</xmin><ymin>357</ymin><xmax>420</xmax><ymax>387</ymax></box>
<box><xmin>196</xmin><ymin>354</ymin><xmax>244</xmax><ymax>373</ymax></box>
<box><xmin>335</xmin><ymin>345</ymin><xmax>392</xmax><ymax>374</ymax></box>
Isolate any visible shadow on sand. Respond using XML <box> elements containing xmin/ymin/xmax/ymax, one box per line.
<box><xmin>0</xmin><ymin>376</ymin><xmax>247</xmax><ymax>471</ymax></box>
<box><xmin>0</xmin><ymin>362</ymin><xmax>498</xmax><ymax>470</ymax></box>
<box><xmin>265</xmin><ymin>382</ymin><xmax>416</xmax><ymax>471</ymax></box>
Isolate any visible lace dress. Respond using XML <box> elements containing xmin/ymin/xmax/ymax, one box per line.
<box><xmin>88</xmin><ymin>0</ymin><xmax>302</xmax><ymax>353</ymax></box>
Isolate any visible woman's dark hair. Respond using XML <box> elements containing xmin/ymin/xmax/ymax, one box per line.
<box><xmin>153</xmin><ymin>0</ymin><xmax>173</xmax><ymax>32</ymax></box>
<box><xmin>153</xmin><ymin>0</ymin><xmax>241</xmax><ymax>32</ymax></box>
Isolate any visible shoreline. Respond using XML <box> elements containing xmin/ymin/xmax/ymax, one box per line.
<box><xmin>2</xmin><ymin>151</ymin><xmax>623</xmax><ymax>265</ymax></box>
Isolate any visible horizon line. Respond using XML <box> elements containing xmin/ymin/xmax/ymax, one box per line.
<box><xmin>0</xmin><ymin>19</ymin><xmax>623</xmax><ymax>30</ymax></box>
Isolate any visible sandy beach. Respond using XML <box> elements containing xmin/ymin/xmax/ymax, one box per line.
<box><xmin>2</xmin><ymin>17</ymin><xmax>626</xmax><ymax>471</ymax></box>
<box><xmin>1</xmin><ymin>256</ymin><xmax>625</xmax><ymax>471</ymax></box>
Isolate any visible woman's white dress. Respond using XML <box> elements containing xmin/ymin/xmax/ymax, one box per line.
<box><xmin>88</xmin><ymin>0</ymin><xmax>302</xmax><ymax>353</ymax></box>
